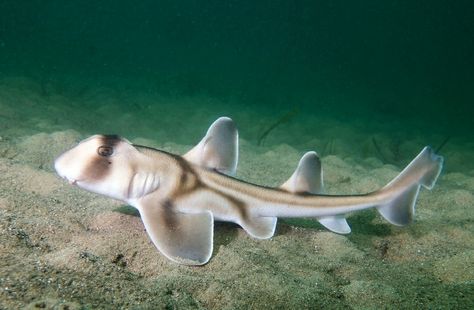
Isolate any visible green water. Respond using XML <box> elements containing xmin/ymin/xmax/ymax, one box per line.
<box><xmin>1</xmin><ymin>1</ymin><xmax>473</xmax><ymax>134</ymax></box>
<box><xmin>1</xmin><ymin>1</ymin><xmax>473</xmax><ymax>309</ymax></box>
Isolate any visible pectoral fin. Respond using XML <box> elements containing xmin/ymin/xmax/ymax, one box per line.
<box><xmin>137</xmin><ymin>200</ymin><xmax>214</xmax><ymax>265</ymax></box>
<box><xmin>183</xmin><ymin>117</ymin><xmax>238</xmax><ymax>176</ymax></box>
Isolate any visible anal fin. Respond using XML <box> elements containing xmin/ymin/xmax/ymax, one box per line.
<box><xmin>317</xmin><ymin>215</ymin><xmax>351</xmax><ymax>234</ymax></box>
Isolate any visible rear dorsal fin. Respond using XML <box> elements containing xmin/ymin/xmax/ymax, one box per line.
<box><xmin>281</xmin><ymin>151</ymin><xmax>324</xmax><ymax>194</ymax></box>
<box><xmin>282</xmin><ymin>152</ymin><xmax>351</xmax><ymax>234</ymax></box>
<box><xmin>183</xmin><ymin>117</ymin><xmax>238</xmax><ymax>176</ymax></box>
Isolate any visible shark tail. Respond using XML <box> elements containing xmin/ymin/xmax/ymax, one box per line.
<box><xmin>376</xmin><ymin>146</ymin><xmax>443</xmax><ymax>226</ymax></box>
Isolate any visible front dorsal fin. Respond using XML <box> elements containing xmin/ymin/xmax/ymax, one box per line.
<box><xmin>183</xmin><ymin>117</ymin><xmax>238</xmax><ymax>176</ymax></box>
<box><xmin>280</xmin><ymin>151</ymin><xmax>324</xmax><ymax>194</ymax></box>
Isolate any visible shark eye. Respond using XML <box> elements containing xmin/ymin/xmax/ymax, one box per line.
<box><xmin>97</xmin><ymin>146</ymin><xmax>114</xmax><ymax>157</ymax></box>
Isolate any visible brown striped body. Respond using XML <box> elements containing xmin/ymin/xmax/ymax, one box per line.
<box><xmin>54</xmin><ymin>118</ymin><xmax>443</xmax><ymax>265</ymax></box>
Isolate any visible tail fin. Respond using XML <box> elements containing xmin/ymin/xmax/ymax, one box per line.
<box><xmin>377</xmin><ymin>147</ymin><xmax>443</xmax><ymax>226</ymax></box>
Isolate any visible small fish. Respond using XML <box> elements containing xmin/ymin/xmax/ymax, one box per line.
<box><xmin>54</xmin><ymin>117</ymin><xmax>443</xmax><ymax>265</ymax></box>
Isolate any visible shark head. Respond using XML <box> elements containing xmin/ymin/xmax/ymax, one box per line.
<box><xmin>54</xmin><ymin>134</ymin><xmax>137</xmax><ymax>201</ymax></box>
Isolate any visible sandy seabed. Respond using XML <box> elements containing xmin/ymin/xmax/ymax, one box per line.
<box><xmin>0</xmin><ymin>76</ymin><xmax>473</xmax><ymax>309</ymax></box>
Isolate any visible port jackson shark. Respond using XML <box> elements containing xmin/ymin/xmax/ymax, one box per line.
<box><xmin>55</xmin><ymin>117</ymin><xmax>443</xmax><ymax>265</ymax></box>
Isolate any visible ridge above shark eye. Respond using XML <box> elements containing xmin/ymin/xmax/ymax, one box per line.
<box><xmin>98</xmin><ymin>146</ymin><xmax>114</xmax><ymax>157</ymax></box>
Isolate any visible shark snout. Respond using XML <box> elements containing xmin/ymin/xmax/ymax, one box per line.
<box><xmin>54</xmin><ymin>156</ymin><xmax>64</xmax><ymax>177</ymax></box>
<box><xmin>54</xmin><ymin>152</ymin><xmax>79</xmax><ymax>186</ymax></box>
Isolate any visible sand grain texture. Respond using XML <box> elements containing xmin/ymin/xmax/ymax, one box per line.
<box><xmin>1</xmin><ymin>77</ymin><xmax>473</xmax><ymax>309</ymax></box>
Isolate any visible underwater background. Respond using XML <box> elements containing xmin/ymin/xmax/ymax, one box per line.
<box><xmin>1</xmin><ymin>1</ymin><xmax>473</xmax><ymax>309</ymax></box>
<box><xmin>2</xmin><ymin>0</ymin><xmax>474</xmax><ymax>141</ymax></box>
